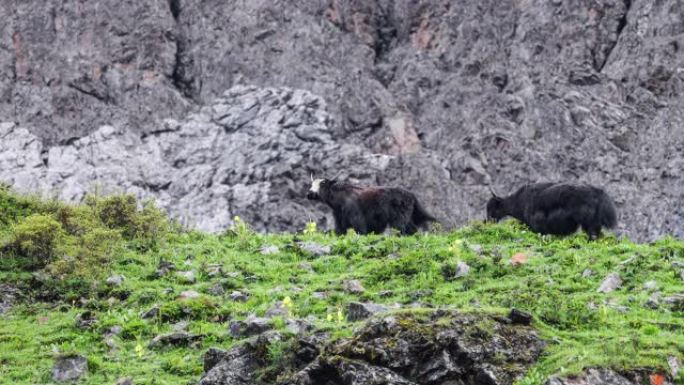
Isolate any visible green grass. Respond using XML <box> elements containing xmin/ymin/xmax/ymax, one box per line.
<box><xmin>0</xmin><ymin>188</ymin><xmax>682</xmax><ymax>384</ymax></box>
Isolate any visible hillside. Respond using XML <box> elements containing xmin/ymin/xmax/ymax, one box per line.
<box><xmin>0</xmin><ymin>189</ymin><xmax>682</xmax><ymax>384</ymax></box>
<box><xmin>1</xmin><ymin>0</ymin><xmax>683</xmax><ymax>241</ymax></box>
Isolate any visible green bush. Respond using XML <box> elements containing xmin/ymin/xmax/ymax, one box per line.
<box><xmin>86</xmin><ymin>194</ymin><xmax>172</xmax><ymax>250</ymax></box>
<box><xmin>5</xmin><ymin>214</ymin><xmax>65</xmax><ymax>268</ymax></box>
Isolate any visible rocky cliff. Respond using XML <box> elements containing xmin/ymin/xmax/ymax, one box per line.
<box><xmin>1</xmin><ymin>0</ymin><xmax>683</xmax><ymax>240</ymax></box>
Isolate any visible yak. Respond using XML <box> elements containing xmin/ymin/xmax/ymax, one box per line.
<box><xmin>306</xmin><ymin>177</ymin><xmax>436</xmax><ymax>235</ymax></box>
<box><xmin>486</xmin><ymin>182</ymin><xmax>617</xmax><ymax>239</ymax></box>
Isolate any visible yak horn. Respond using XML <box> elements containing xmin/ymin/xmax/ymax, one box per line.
<box><xmin>488</xmin><ymin>184</ymin><xmax>500</xmax><ymax>198</ymax></box>
<box><xmin>310</xmin><ymin>173</ymin><xmax>314</xmax><ymax>182</ymax></box>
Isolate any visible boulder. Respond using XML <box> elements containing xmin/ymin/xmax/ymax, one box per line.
<box><xmin>52</xmin><ymin>355</ymin><xmax>88</xmax><ymax>383</ymax></box>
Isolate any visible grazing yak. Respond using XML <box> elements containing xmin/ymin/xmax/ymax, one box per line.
<box><xmin>486</xmin><ymin>182</ymin><xmax>617</xmax><ymax>239</ymax></box>
<box><xmin>306</xmin><ymin>177</ymin><xmax>436</xmax><ymax>235</ymax></box>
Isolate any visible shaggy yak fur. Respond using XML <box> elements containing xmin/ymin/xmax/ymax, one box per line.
<box><xmin>307</xmin><ymin>178</ymin><xmax>436</xmax><ymax>235</ymax></box>
<box><xmin>486</xmin><ymin>182</ymin><xmax>617</xmax><ymax>239</ymax></box>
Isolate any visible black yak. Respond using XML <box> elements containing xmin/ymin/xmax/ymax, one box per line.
<box><xmin>306</xmin><ymin>178</ymin><xmax>436</xmax><ymax>235</ymax></box>
<box><xmin>486</xmin><ymin>182</ymin><xmax>617</xmax><ymax>239</ymax></box>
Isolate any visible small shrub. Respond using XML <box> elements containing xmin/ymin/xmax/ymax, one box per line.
<box><xmin>5</xmin><ymin>214</ymin><xmax>65</xmax><ymax>268</ymax></box>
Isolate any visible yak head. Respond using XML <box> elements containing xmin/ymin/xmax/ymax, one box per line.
<box><xmin>307</xmin><ymin>176</ymin><xmax>335</xmax><ymax>201</ymax></box>
<box><xmin>486</xmin><ymin>185</ymin><xmax>506</xmax><ymax>222</ymax></box>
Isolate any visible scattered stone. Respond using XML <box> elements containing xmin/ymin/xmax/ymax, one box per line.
<box><xmin>296</xmin><ymin>241</ymin><xmax>331</xmax><ymax>257</ymax></box>
<box><xmin>156</xmin><ymin>260</ymin><xmax>176</xmax><ymax>278</ymax></box>
<box><xmin>645</xmin><ymin>292</ymin><xmax>661</xmax><ymax>309</ymax></box>
<box><xmin>141</xmin><ymin>306</ymin><xmax>160</xmax><ymax>319</ymax></box>
<box><xmin>662</xmin><ymin>294</ymin><xmax>684</xmax><ymax>311</ymax></box>
<box><xmin>229</xmin><ymin>316</ymin><xmax>272</xmax><ymax>338</ymax></box>
<box><xmin>668</xmin><ymin>355</ymin><xmax>681</xmax><ymax>379</ymax></box>
<box><xmin>0</xmin><ymin>284</ymin><xmax>19</xmax><ymax>315</ymax></box>
<box><xmin>172</xmin><ymin>320</ymin><xmax>190</xmax><ymax>332</ymax></box>
<box><xmin>582</xmin><ymin>269</ymin><xmax>594</xmax><ymax>278</ymax></box>
<box><xmin>225</xmin><ymin>271</ymin><xmax>241</xmax><ymax>279</ymax></box>
<box><xmin>179</xmin><ymin>290</ymin><xmax>201</xmax><ymax>300</ymax></box>
<box><xmin>265</xmin><ymin>301</ymin><xmax>290</xmax><ymax>318</ymax></box>
<box><xmin>454</xmin><ymin>261</ymin><xmax>471</xmax><ymax>278</ymax></box>
<box><xmin>285</xmin><ymin>318</ymin><xmax>316</xmax><ymax>335</ymax></box>
<box><xmin>52</xmin><ymin>355</ymin><xmax>88</xmax><ymax>383</ymax></box>
<box><xmin>597</xmin><ymin>273</ymin><xmax>622</xmax><ymax>293</ymax></box>
<box><xmin>378</xmin><ymin>290</ymin><xmax>394</xmax><ymax>297</ymax></box>
<box><xmin>343</xmin><ymin>279</ymin><xmax>365</xmax><ymax>294</ymax></box>
<box><xmin>298</xmin><ymin>262</ymin><xmax>315</xmax><ymax>273</ymax></box>
<box><xmin>229</xmin><ymin>291</ymin><xmax>249</xmax><ymax>302</ymax></box>
<box><xmin>347</xmin><ymin>302</ymin><xmax>390</xmax><ymax>321</ymax></box>
<box><xmin>75</xmin><ymin>311</ymin><xmax>97</xmax><ymax>329</ymax></box>
<box><xmin>107</xmin><ymin>325</ymin><xmax>123</xmax><ymax>337</ymax></box>
<box><xmin>312</xmin><ymin>291</ymin><xmax>328</xmax><ymax>299</ymax></box>
<box><xmin>208</xmin><ymin>283</ymin><xmax>225</xmax><ymax>296</ymax></box>
<box><xmin>150</xmin><ymin>332</ymin><xmax>203</xmax><ymax>347</ymax></box>
<box><xmin>177</xmin><ymin>270</ymin><xmax>197</xmax><ymax>283</ymax></box>
<box><xmin>206</xmin><ymin>264</ymin><xmax>223</xmax><ymax>278</ymax></box>
<box><xmin>203</xmin><ymin>347</ymin><xmax>229</xmax><ymax>372</ymax></box>
<box><xmin>116</xmin><ymin>377</ymin><xmax>133</xmax><ymax>385</ymax></box>
<box><xmin>260</xmin><ymin>245</ymin><xmax>280</xmax><ymax>255</ymax></box>
<box><xmin>162</xmin><ymin>287</ymin><xmax>174</xmax><ymax>295</ymax></box>
<box><xmin>408</xmin><ymin>289</ymin><xmax>433</xmax><ymax>300</ymax></box>
<box><xmin>509</xmin><ymin>308</ymin><xmax>533</xmax><ymax>325</ymax></box>
<box><xmin>643</xmin><ymin>280</ymin><xmax>658</xmax><ymax>291</ymax></box>
<box><xmin>106</xmin><ymin>275</ymin><xmax>124</xmax><ymax>286</ymax></box>
<box><xmin>468</xmin><ymin>244</ymin><xmax>483</xmax><ymax>254</ymax></box>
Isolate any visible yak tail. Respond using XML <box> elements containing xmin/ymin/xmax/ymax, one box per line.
<box><xmin>412</xmin><ymin>200</ymin><xmax>437</xmax><ymax>226</ymax></box>
<box><xmin>598</xmin><ymin>192</ymin><xmax>617</xmax><ymax>229</ymax></box>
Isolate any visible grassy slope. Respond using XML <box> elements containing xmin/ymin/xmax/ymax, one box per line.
<box><xmin>0</xmin><ymin>191</ymin><xmax>683</xmax><ymax>385</ymax></box>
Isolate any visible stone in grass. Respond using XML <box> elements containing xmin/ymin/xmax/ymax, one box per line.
<box><xmin>116</xmin><ymin>377</ymin><xmax>133</xmax><ymax>385</ymax></box>
<box><xmin>179</xmin><ymin>290</ymin><xmax>201</xmax><ymax>300</ymax></box>
<box><xmin>229</xmin><ymin>316</ymin><xmax>272</xmax><ymax>338</ymax></box>
<box><xmin>229</xmin><ymin>291</ymin><xmax>249</xmax><ymax>302</ymax></box>
<box><xmin>343</xmin><ymin>279</ymin><xmax>365</xmax><ymax>294</ymax></box>
<box><xmin>52</xmin><ymin>355</ymin><xmax>88</xmax><ymax>383</ymax></box>
<box><xmin>347</xmin><ymin>302</ymin><xmax>391</xmax><ymax>321</ymax></box>
<box><xmin>298</xmin><ymin>262</ymin><xmax>315</xmax><ymax>273</ymax></box>
<box><xmin>454</xmin><ymin>261</ymin><xmax>470</xmax><ymax>278</ymax></box>
<box><xmin>669</xmin><ymin>355</ymin><xmax>681</xmax><ymax>379</ymax></box>
<box><xmin>141</xmin><ymin>305</ymin><xmax>160</xmax><ymax>319</ymax></box>
<box><xmin>296</xmin><ymin>241</ymin><xmax>331</xmax><ymax>257</ymax></box>
<box><xmin>645</xmin><ymin>292</ymin><xmax>660</xmax><ymax>309</ymax></box>
<box><xmin>581</xmin><ymin>269</ymin><xmax>593</xmax><ymax>278</ymax></box>
<box><xmin>312</xmin><ymin>291</ymin><xmax>328</xmax><ymax>299</ymax></box>
<box><xmin>266</xmin><ymin>301</ymin><xmax>289</xmax><ymax>318</ymax></box>
<box><xmin>597</xmin><ymin>272</ymin><xmax>622</xmax><ymax>293</ymax></box>
<box><xmin>206</xmin><ymin>264</ymin><xmax>223</xmax><ymax>278</ymax></box>
<box><xmin>260</xmin><ymin>245</ymin><xmax>280</xmax><ymax>255</ymax></box>
<box><xmin>75</xmin><ymin>311</ymin><xmax>97</xmax><ymax>329</ymax></box>
<box><xmin>643</xmin><ymin>280</ymin><xmax>658</xmax><ymax>291</ymax></box>
<box><xmin>150</xmin><ymin>332</ymin><xmax>203</xmax><ymax>347</ymax></box>
<box><xmin>177</xmin><ymin>270</ymin><xmax>196</xmax><ymax>283</ymax></box>
<box><xmin>208</xmin><ymin>283</ymin><xmax>225</xmax><ymax>296</ymax></box>
<box><xmin>509</xmin><ymin>308</ymin><xmax>533</xmax><ymax>325</ymax></box>
<box><xmin>662</xmin><ymin>294</ymin><xmax>684</xmax><ymax>311</ymax></box>
<box><xmin>155</xmin><ymin>260</ymin><xmax>176</xmax><ymax>277</ymax></box>
<box><xmin>106</xmin><ymin>275</ymin><xmax>124</xmax><ymax>286</ymax></box>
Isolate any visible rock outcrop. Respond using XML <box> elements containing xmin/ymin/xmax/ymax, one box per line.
<box><xmin>199</xmin><ymin>310</ymin><xmax>546</xmax><ymax>385</ymax></box>
<box><xmin>1</xmin><ymin>0</ymin><xmax>683</xmax><ymax>240</ymax></box>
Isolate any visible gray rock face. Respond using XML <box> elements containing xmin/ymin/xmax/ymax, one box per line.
<box><xmin>1</xmin><ymin>1</ymin><xmax>683</xmax><ymax>241</ymax></box>
<box><xmin>51</xmin><ymin>355</ymin><xmax>88</xmax><ymax>383</ymax></box>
